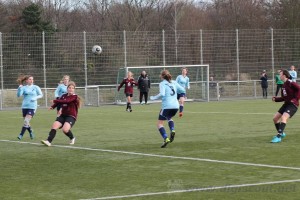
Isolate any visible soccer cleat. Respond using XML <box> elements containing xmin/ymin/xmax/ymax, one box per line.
<box><xmin>179</xmin><ymin>112</ymin><xmax>183</xmax><ymax>117</ymax></box>
<box><xmin>271</xmin><ymin>136</ymin><xmax>281</xmax><ymax>143</ymax></box>
<box><xmin>281</xmin><ymin>132</ymin><xmax>286</xmax><ymax>139</ymax></box>
<box><xmin>17</xmin><ymin>134</ymin><xmax>23</xmax><ymax>140</ymax></box>
<box><xmin>41</xmin><ymin>140</ymin><xmax>51</xmax><ymax>147</ymax></box>
<box><xmin>161</xmin><ymin>138</ymin><xmax>170</xmax><ymax>148</ymax></box>
<box><xmin>126</xmin><ymin>108</ymin><xmax>130</xmax><ymax>112</ymax></box>
<box><xmin>130</xmin><ymin>109</ymin><xmax>132</xmax><ymax>112</ymax></box>
<box><xmin>170</xmin><ymin>130</ymin><xmax>176</xmax><ymax>143</ymax></box>
<box><xmin>70</xmin><ymin>137</ymin><xmax>76</xmax><ymax>145</ymax></box>
<box><xmin>29</xmin><ymin>132</ymin><xmax>35</xmax><ymax>139</ymax></box>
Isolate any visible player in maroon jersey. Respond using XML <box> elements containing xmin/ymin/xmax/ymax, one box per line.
<box><xmin>41</xmin><ymin>81</ymin><xmax>82</xmax><ymax>146</ymax></box>
<box><xmin>118</xmin><ymin>71</ymin><xmax>137</xmax><ymax>112</ymax></box>
<box><xmin>271</xmin><ymin>69</ymin><xmax>300</xmax><ymax>143</ymax></box>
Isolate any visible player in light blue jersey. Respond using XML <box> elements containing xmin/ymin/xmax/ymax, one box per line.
<box><xmin>16</xmin><ymin>75</ymin><xmax>43</xmax><ymax>140</ymax></box>
<box><xmin>54</xmin><ymin>75</ymin><xmax>70</xmax><ymax>115</ymax></box>
<box><xmin>176</xmin><ymin>67</ymin><xmax>190</xmax><ymax>117</ymax></box>
<box><xmin>289</xmin><ymin>65</ymin><xmax>297</xmax><ymax>82</ymax></box>
<box><xmin>150</xmin><ymin>70</ymin><xmax>185</xmax><ymax>148</ymax></box>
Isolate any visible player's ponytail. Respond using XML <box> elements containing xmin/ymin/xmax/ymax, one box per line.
<box><xmin>16</xmin><ymin>74</ymin><xmax>32</xmax><ymax>85</ymax></box>
<box><xmin>161</xmin><ymin>70</ymin><xmax>172</xmax><ymax>83</ymax></box>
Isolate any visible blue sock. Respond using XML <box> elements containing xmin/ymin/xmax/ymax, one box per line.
<box><xmin>159</xmin><ymin>127</ymin><xmax>168</xmax><ymax>139</ymax></box>
<box><xmin>168</xmin><ymin>120</ymin><xmax>175</xmax><ymax>131</ymax></box>
<box><xmin>179</xmin><ymin>105</ymin><xmax>183</xmax><ymax>113</ymax></box>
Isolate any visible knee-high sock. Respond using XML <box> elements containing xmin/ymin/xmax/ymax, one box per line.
<box><xmin>278</xmin><ymin>123</ymin><xmax>286</xmax><ymax>135</ymax></box>
<box><xmin>19</xmin><ymin>126</ymin><xmax>27</xmax><ymax>136</ymax></box>
<box><xmin>47</xmin><ymin>129</ymin><xmax>57</xmax><ymax>143</ymax></box>
<box><xmin>65</xmin><ymin>130</ymin><xmax>74</xmax><ymax>139</ymax></box>
<box><xmin>168</xmin><ymin>120</ymin><xmax>175</xmax><ymax>132</ymax></box>
<box><xmin>158</xmin><ymin>127</ymin><xmax>168</xmax><ymax>139</ymax></box>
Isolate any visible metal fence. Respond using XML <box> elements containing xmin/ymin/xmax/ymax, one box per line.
<box><xmin>1</xmin><ymin>29</ymin><xmax>300</xmax><ymax>109</ymax></box>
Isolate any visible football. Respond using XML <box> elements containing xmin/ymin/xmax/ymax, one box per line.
<box><xmin>92</xmin><ymin>45</ymin><xmax>102</xmax><ymax>55</ymax></box>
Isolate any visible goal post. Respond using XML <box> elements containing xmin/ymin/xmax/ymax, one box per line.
<box><xmin>115</xmin><ymin>64</ymin><xmax>210</xmax><ymax>103</ymax></box>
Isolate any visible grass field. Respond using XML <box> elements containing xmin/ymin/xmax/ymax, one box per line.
<box><xmin>1</xmin><ymin>99</ymin><xmax>300</xmax><ymax>200</ymax></box>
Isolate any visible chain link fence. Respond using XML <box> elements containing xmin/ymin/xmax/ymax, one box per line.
<box><xmin>1</xmin><ymin>29</ymin><xmax>300</xmax><ymax>109</ymax></box>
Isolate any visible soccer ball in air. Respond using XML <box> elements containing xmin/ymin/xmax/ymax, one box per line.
<box><xmin>92</xmin><ymin>45</ymin><xmax>102</xmax><ymax>55</ymax></box>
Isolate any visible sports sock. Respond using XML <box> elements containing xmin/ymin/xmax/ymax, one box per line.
<box><xmin>47</xmin><ymin>129</ymin><xmax>57</xmax><ymax>143</ymax></box>
<box><xmin>275</xmin><ymin>123</ymin><xmax>280</xmax><ymax>131</ymax></box>
<box><xmin>65</xmin><ymin>130</ymin><xmax>74</xmax><ymax>139</ymax></box>
<box><xmin>126</xmin><ymin>103</ymin><xmax>129</xmax><ymax>109</ymax></box>
<box><xmin>168</xmin><ymin>120</ymin><xmax>175</xmax><ymax>132</ymax></box>
<box><xmin>19</xmin><ymin>126</ymin><xmax>27</xmax><ymax>136</ymax></box>
<box><xmin>277</xmin><ymin>123</ymin><xmax>286</xmax><ymax>137</ymax></box>
<box><xmin>27</xmin><ymin>126</ymin><xmax>33</xmax><ymax>133</ymax></box>
<box><xmin>158</xmin><ymin>127</ymin><xmax>168</xmax><ymax>139</ymax></box>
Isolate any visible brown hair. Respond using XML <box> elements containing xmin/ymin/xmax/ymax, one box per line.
<box><xmin>161</xmin><ymin>70</ymin><xmax>172</xmax><ymax>83</ymax></box>
<box><xmin>16</xmin><ymin>74</ymin><xmax>33</xmax><ymax>85</ymax></box>
<box><xmin>281</xmin><ymin>69</ymin><xmax>292</xmax><ymax>80</ymax></box>
<box><xmin>68</xmin><ymin>81</ymin><xmax>83</xmax><ymax>108</ymax></box>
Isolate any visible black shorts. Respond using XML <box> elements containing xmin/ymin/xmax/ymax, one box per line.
<box><xmin>278</xmin><ymin>103</ymin><xmax>298</xmax><ymax>118</ymax></box>
<box><xmin>125</xmin><ymin>93</ymin><xmax>133</xmax><ymax>97</ymax></box>
<box><xmin>158</xmin><ymin>109</ymin><xmax>178</xmax><ymax>120</ymax></box>
<box><xmin>56</xmin><ymin>115</ymin><xmax>76</xmax><ymax>127</ymax></box>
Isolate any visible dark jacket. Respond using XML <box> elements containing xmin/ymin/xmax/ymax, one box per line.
<box><xmin>137</xmin><ymin>74</ymin><xmax>150</xmax><ymax>93</ymax></box>
<box><xmin>260</xmin><ymin>74</ymin><xmax>268</xmax><ymax>88</ymax></box>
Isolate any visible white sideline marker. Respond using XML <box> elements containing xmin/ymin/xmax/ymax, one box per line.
<box><xmin>79</xmin><ymin>179</ymin><xmax>300</xmax><ymax>200</ymax></box>
<box><xmin>1</xmin><ymin>139</ymin><xmax>300</xmax><ymax>171</ymax></box>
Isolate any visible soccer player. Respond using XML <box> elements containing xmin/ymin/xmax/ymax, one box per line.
<box><xmin>16</xmin><ymin>75</ymin><xmax>43</xmax><ymax>140</ymax></box>
<box><xmin>275</xmin><ymin>69</ymin><xmax>283</xmax><ymax>97</ymax></box>
<box><xmin>137</xmin><ymin>71</ymin><xmax>151</xmax><ymax>104</ymax></box>
<box><xmin>150</xmin><ymin>70</ymin><xmax>185</xmax><ymax>148</ymax></box>
<box><xmin>118</xmin><ymin>71</ymin><xmax>137</xmax><ymax>112</ymax></box>
<box><xmin>271</xmin><ymin>69</ymin><xmax>300</xmax><ymax>143</ymax></box>
<box><xmin>289</xmin><ymin>65</ymin><xmax>297</xmax><ymax>82</ymax></box>
<box><xmin>175</xmin><ymin>67</ymin><xmax>190</xmax><ymax>117</ymax></box>
<box><xmin>54</xmin><ymin>75</ymin><xmax>70</xmax><ymax>115</ymax></box>
<box><xmin>41</xmin><ymin>81</ymin><xmax>82</xmax><ymax>146</ymax></box>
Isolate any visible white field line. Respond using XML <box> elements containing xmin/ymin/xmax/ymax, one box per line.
<box><xmin>79</xmin><ymin>179</ymin><xmax>300</xmax><ymax>200</ymax></box>
<box><xmin>1</xmin><ymin>139</ymin><xmax>300</xmax><ymax>171</ymax></box>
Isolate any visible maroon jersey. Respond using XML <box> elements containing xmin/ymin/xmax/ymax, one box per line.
<box><xmin>52</xmin><ymin>94</ymin><xmax>79</xmax><ymax>119</ymax></box>
<box><xmin>274</xmin><ymin>80</ymin><xmax>300</xmax><ymax>107</ymax></box>
<box><xmin>118</xmin><ymin>78</ymin><xmax>137</xmax><ymax>94</ymax></box>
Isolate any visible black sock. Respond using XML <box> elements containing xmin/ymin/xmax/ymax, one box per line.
<box><xmin>277</xmin><ymin>123</ymin><xmax>286</xmax><ymax>137</ymax></box>
<box><xmin>65</xmin><ymin>130</ymin><xmax>74</xmax><ymax>139</ymax></box>
<box><xmin>275</xmin><ymin>123</ymin><xmax>280</xmax><ymax>131</ymax></box>
<box><xmin>20</xmin><ymin>126</ymin><xmax>27</xmax><ymax>136</ymax></box>
<box><xmin>126</xmin><ymin>103</ymin><xmax>129</xmax><ymax>109</ymax></box>
<box><xmin>47</xmin><ymin>129</ymin><xmax>57</xmax><ymax>143</ymax></box>
<box><xmin>27</xmin><ymin>127</ymin><xmax>33</xmax><ymax>133</ymax></box>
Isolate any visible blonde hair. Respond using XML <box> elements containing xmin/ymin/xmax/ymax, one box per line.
<box><xmin>68</xmin><ymin>81</ymin><xmax>83</xmax><ymax>108</ymax></box>
<box><xmin>59</xmin><ymin>75</ymin><xmax>70</xmax><ymax>84</ymax></box>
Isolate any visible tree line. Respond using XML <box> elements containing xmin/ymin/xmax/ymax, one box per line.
<box><xmin>1</xmin><ymin>0</ymin><xmax>300</xmax><ymax>33</ymax></box>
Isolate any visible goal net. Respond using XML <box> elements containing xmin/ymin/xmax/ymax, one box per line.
<box><xmin>115</xmin><ymin>64</ymin><xmax>210</xmax><ymax>104</ymax></box>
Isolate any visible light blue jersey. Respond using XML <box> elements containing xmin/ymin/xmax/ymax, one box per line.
<box><xmin>55</xmin><ymin>84</ymin><xmax>68</xmax><ymax>98</ymax></box>
<box><xmin>151</xmin><ymin>80</ymin><xmax>185</xmax><ymax>109</ymax></box>
<box><xmin>176</xmin><ymin>75</ymin><xmax>190</xmax><ymax>93</ymax></box>
<box><xmin>17</xmin><ymin>85</ymin><xmax>43</xmax><ymax>110</ymax></box>
<box><xmin>289</xmin><ymin>70</ymin><xmax>297</xmax><ymax>82</ymax></box>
